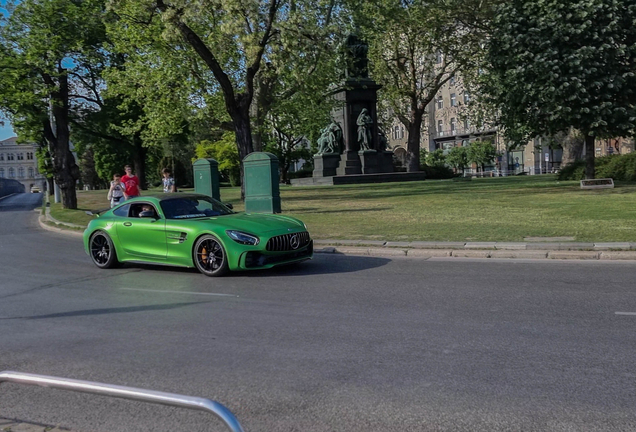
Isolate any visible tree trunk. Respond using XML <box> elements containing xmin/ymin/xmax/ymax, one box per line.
<box><xmin>133</xmin><ymin>135</ymin><xmax>147</xmax><ymax>190</ymax></box>
<box><xmin>233</xmin><ymin>107</ymin><xmax>254</xmax><ymax>200</ymax></box>
<box><xmin>46</xmin><ymin>177</ymin><xmax>54</xmax><ymax>196</ymax></box>
<box><xmin>561</xmin><ymin>130</ymin><xmax>585</xmax><ymax>166</ymax></box>
<box><xmin>44</xmin><ymin>71</ymin><xmax>79</xmax><ymax>209</ymax></box>
<box><xmin>584</xmin><ymin>133</ymin><xmax>595</xmax><ymax>179</ymax></box>
<box><xmin>406</xmin><ymin>113</ymin><xmax>423</xmax><ymax>172</ymax></box>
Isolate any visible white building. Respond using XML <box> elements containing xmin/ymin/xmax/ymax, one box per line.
<box><xmin>0</xmin><ymin>137</ymin><xmax>46</xmax><ymax>191</ymax></box>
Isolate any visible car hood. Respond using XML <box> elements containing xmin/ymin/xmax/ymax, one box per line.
<box><xmin>189</xmin><ymin>212</ymin><xmax>305</xmax><ymax>234</ymax></box>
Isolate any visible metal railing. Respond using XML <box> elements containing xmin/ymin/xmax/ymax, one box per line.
<box><xmin>0</xmin><ymin>371</ymin><xmax>244</xmax><ymax>432</ymax></box>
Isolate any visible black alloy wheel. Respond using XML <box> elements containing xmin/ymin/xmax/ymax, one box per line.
<box><xmin>90</xmin><ymin>231</ymin><xmax>118</xmax><ymax>269</ymax></box>
<box><xmin>194</xmin><ymin>235</ymin><xmax>229</xmax><ymax>277</ymax></box>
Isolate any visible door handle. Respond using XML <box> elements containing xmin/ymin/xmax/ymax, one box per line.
<box><xmin>123</xmin><ymin>222</ymin><xmax>132</xmax><ymax>227</ymax></box>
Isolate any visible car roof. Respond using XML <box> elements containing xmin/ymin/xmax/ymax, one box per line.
<box><xmin>126</xmin><ymin>193</ymin><xmax>213</xmax><ymax>203</ymax></box>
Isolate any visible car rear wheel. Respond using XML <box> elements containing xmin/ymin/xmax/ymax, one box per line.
<box><xmin>90</xmin><ymin>231</ymin><xmax>118</xmax><ymax>269</ymax></box>
<box><xmin>193</xmin><ymin>235</ymin><xmax>229</xmax><ymax>277</ymax></box>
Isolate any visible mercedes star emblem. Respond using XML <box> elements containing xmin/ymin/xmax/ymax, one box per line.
<box><xmin>289</xmin><ymin>234</ymin><xmax>300</xmax><ymax>250</ymax></box>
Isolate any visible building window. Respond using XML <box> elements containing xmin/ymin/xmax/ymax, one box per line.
<box><xmin>393</xmin><ymin>125</ymin><xmax>399</xmax><ymax>140</ymax></box>
<box><xmin>450</xmin><ymin>118</ymin><xmax>457</xmax><ymax>134</ymax></box>
<box><xmin>7</xmin><ymin>153</ymin><xmax>14</xmax><ymax>161</ymax></box>
<box><xmin>464</xmin><ymin>93</ymin><xmax>470</xmax><ymax>104</ymax></box>
<box><xmin>17</xmin><ymin>153</ymin><xmax>24</xmax><ymax>160</ymax></box>
<box><xmin>464</xmin><ymin>119</ymin><xmax>471</xmax><ymax>131</ymax></box>
<box><xmin>436</xmin><ymin>51</ymin><xmax>443</xmax><ymax>64</ymax></box>
<box><xmin>28</xmin><ymin>167</ymin><xmax>34</xmax><ymax>178</ymax></box>
<box><xmin>0</xmin><ymin>154</ymin><xmax>4</xmax><ymax>161</ymax></box>
<box><xmin>27</xmin><ymin>152</ymin><xmax>34</xmax><ymax>160</ymax></box>
<box><xmin>437</xmin><ymin>120</ymin><xmax>443</xmax><ymax>134</ymax></box>
<box><xmin>400</xmin><ymin>125</ymin><xmax>405</xmax><ymax>139</ymax></box>
<box><xmin>450</xmin><ymin>93</ymin><xmax>457</xmax><ymax>107</ymax></box>
<box><xmin>8</xmin><ymin>168</ymin><xmax>15</xmax><ymax>178</ymax></box>
<box><xmin>437</xmin><ymin>96</ymin><xmax>443</xmax><ymax>109</ymax></box>
<box><xmin>0</xmin><ymin>168</ymin><xmax>4</xmax><ymax>177</ymax></box>
<box><xmin>449</xmin><ymin>76</ymin><xmax>455</xmax><ymax>86</ymax></box>
<box><xmin>18</xmin><ymin>167</ymin><xmax>24</xmax><ymax>178</ymax></box>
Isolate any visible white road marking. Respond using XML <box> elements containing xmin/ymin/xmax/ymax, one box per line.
<box><xmin>120</xmin><ymin>288</ymin><xmax>238</xmax><ymax>297</ymax></box>
<box><xmin>615</xmin><ymin>312</ymin><xmax>636</xmax><ymax>316</ymax></box>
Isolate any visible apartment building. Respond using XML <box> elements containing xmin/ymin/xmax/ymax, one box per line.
<box><xmin>0</xmin><ymin>137</ymin><xmax>46</xmax><ymax>191</ymax></box>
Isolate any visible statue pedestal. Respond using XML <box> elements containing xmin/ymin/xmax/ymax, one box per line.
<box><xmin>379</xmin><ymin>151</ymin><xmax>394</xmax><ymax>173</ymax></box>
<box><xmin>313</xmin><ymin>154</ymin><xmax>341</xmax><ymax>177</ymax></box>
<box><xmin>336</xmin><ymin>151</ymin><xmax>362</xmax><ymax>176</ymax></box>
<box><xmin>359</xmin><ymin>150</ymin><xmax>380</xmax><ymax>174</ymax></box>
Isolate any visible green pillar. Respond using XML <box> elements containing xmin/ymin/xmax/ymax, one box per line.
<box><xmin>243</xmin><ymin>152</ymin><xmax>281</xmax><ymax>213</ymax></box>
<box><xmin>192</xmin><ymin>158</ymin><xmax>220</xmax><ymax>200</ymax></box>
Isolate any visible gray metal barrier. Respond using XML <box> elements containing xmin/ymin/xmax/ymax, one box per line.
<box><xmin>0</xmin><ymin>178</ymin><xmax>25</xmax><ymax>197</ymax></box>
<box><xmin>0</xmin><ymin>371</ymin><xmax>244</xmax><ymax>432</ymax></box>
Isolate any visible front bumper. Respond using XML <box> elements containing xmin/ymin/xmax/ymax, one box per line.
<box><xmin>239</xmin><ymin>240</ymin><xmax>313</xmax><ymax>269</ymax></box>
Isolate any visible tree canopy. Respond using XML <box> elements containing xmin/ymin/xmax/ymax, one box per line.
<box><xmin>482</xmin><ymin>0</ymin><xmax>636</xmax><ymax>178</ymax></box>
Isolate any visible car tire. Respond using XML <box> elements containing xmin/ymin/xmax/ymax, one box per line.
<box><xmin>193</xmin><ymin>234</ymin><xmax>229</xmax><ymax>277</ymax></box>
<box><xmin>89</xmin><ymin>230</ymin><xmax>119</xmax><ymax>269</ymax></box>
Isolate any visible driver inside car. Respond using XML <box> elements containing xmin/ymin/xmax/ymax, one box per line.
<box><xmin>139</xmin><ymin>204</ymin><xmax>155</xmax><ymax>218</ymax></box>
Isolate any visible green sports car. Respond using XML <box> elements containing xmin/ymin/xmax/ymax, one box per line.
<box><xmin>83</xmin><ymin>194</ymin><xmax>313</xmax><ymax>276</ymax></box>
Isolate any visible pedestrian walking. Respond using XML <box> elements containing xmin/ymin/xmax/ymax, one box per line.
<box><xmin>121</xmin><ymin>165</ymin><xmax>140</xmax><ymax>199</ymax></box>
<box><xmin>162</xmin><ymin>168</ymin><xmax>176</xmax><ymax>193</ymax></box>
<box><xmin>107</xmin><ymin>173</ymin><xmax>125</xmax><ymax>208</ymax></box>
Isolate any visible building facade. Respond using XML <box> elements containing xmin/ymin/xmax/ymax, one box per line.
<box><xmin>0</xmin><ymin>137</ymin><xmax>46</xmax><ymax>191</ymax></box>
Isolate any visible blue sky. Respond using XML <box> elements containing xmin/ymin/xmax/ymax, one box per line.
<box><xmin>0</xmin><ymin>121</ymin><xmax>15</xmax><ymax>140</ymax></box>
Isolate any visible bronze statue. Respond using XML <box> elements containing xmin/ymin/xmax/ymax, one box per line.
<box><xmin>343</xmin><ymin>33</ymin><xmax>369</xmax><ymax>79</ymax></box>
<box><xmin>316</xmin><ymin>121</ymin><xmax>343</xmax><ymax>155</ymax></box>
<box><xmin>357</xmin><ymin>109</ymin><xmax>373</xmax><ymax>151</ymax></box>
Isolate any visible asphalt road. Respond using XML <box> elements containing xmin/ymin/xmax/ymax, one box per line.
<box><xmin>1</xmin><ymin>193</ymin><xmax>636</xmax><ymax>432</ymax></box>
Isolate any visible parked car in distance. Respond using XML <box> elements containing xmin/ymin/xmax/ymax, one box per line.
<box><xmin>83</xmin><ymin>194</ymin><xmax>313</xmax><ymax>276</ymax></box>
<box><xmin>30</xmin><ymin>186</ymin><xmax>41</xmax><ymax>193</ymax></box>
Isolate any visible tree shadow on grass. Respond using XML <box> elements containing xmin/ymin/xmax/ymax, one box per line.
<box><xmin>292</xmin><ymin>207</ymin><xmax>394</xmax><ymax>214</ymax></box>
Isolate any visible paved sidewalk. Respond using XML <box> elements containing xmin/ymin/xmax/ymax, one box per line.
<box><xmin>0</xmin><ymin>417</ymin><xmax>70</xmax><ymax>432</ymax></box>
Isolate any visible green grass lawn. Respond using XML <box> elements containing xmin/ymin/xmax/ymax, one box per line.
<box><xmin>50</xmin><ymin>175</ymin><xmax>636</xmax><ymax>242</ymax></box>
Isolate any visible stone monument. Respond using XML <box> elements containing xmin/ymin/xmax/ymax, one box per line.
<box><xmin>312</xmin><ymin>32</ymin><xmax>394</xmax><ymax>179</ymax></box>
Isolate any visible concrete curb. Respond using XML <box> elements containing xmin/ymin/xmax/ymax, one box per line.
<box><xmin>315</xmin><ymin>246</ymin><xmax>636</xmax><ymax>261</ymax></box>
<box><xmin>38</xmin><ymin>214</ymin><xmax>83</xmax><ymax>237</ymax></box>
<box><xmin>33</xmin><ymin>211</ymin><xmax>636</xmax><ymax>261</ymax></box>
<box><xmin>0</xmin><ymin>193</ymin><xmax>17</xmax><ymax>202</ymax></box>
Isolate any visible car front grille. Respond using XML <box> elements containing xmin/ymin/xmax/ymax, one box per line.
<box><xmin>266</xmin><ymin>231</ymin><xmax>311</xmax><ymax>251</ymax></box>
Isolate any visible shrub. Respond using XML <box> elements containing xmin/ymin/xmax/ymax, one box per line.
<box><xmin>558</xmin><ymin>154</ymin><xmax>636</xmax><ymax>181</ymax></box>
<box><xmin>423</xmin><ymin>164</ymin><xmax>454</xmax><ymax>179</ymax></box>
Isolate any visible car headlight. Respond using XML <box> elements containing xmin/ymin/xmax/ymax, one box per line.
<box><xmin>226</xmin><ymin>230</ymin><xmax>260</xmax><ymax>246</ymax></box>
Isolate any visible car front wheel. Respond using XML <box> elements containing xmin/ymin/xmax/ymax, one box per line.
<box><xmin>90</xmin><ymin>231</ymin><xmax>118</xmax><ymax>269</ymax></box>
<box><xmin>193</xmin><ymin>235</ymin><xmax>229</xmax><ymax>277</ymax></box>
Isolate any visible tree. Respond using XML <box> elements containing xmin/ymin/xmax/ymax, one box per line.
<box><xmin>467</xmin><ymin>140</ymin><xmax>497</xmax><ymax>173</ymax></box>
<box><xmin>195</xmin><ymin>133</ymin><xmax>241</xmax><ymax>186</ymax></box>
<box><xmin>482</xmin><ymin>0</ymin><xmax>636</xmax><ymax>179</ymax></box>
<box><xmin>446</xmin><ymin>146</ymin><xmax>469</xmax><ymax>172</ymax></box>
<box><xmin>108</xmin><ymin>0</ymin><xmax>340</xmax><ymax>195</ymax></box>
<box><xmin>0</xmin><ymin>0</ymin><xmax>110</xmax><ymax>208</ymax></box>
<box><xmin>355</xmin><ymin>0</ymin><xmax>483</xmax><ymax>172</ymax></box>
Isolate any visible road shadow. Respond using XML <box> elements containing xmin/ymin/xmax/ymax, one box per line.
<box><xmin>236</xmin><ymin>254</ymin><xmax>391</xmax><ymax>278</ymax></box>
<box><xmin>117</xmin><ymin>254</ymin><xmax>391</xmax><ymax>278</ymax></box>
<box><xmin>0</xmin><ymin>301</ymin><xmax>209</xmax><ymax>320</ymax></box>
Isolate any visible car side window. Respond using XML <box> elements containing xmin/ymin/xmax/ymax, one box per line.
<box><xmin>130</xmin><ymin>203</ymin><xmax>159</xmax><ymax>218</ymax></box>
<box><xmin>113</xmin><ymin>204</ymin><xmax>130</xmax><ymax>217</ymax></box>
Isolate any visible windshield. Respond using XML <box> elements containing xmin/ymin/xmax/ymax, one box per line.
<box><xmin>160</xmin><ymin>196</ymin><xmax>234</xmax><ymax>220</ymax></box>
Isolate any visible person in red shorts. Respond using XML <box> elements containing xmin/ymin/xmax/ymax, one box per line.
<box><xmin>121</xmin><ymin>165</ymin><xmax>141</xmax><ymax>200</ymax></box>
